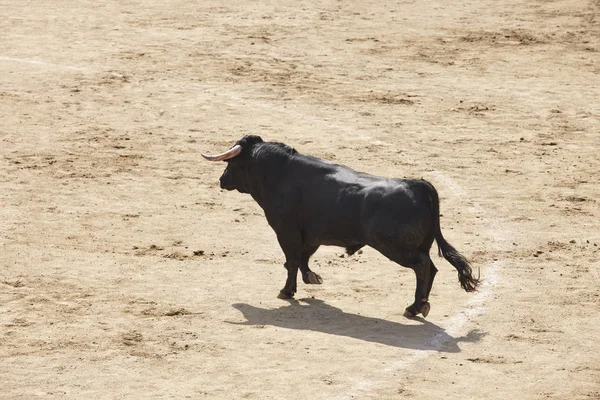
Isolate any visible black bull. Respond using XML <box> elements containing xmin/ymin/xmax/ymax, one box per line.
<box><xmin>203</xmin><ymin>135</ymin><xmax>479</xmax><ymax>318</ymax></box>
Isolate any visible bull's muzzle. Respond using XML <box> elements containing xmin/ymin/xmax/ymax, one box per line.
<box><xmin>219</xmin><ymin>175</ymin><xmax>236</xmax><ymax>191</ymax></box>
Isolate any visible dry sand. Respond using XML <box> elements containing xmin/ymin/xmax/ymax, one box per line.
<box><xmin>1</xmin><ymin>0</ymin><xmax>599</xmax><ymax>398</ymax></box>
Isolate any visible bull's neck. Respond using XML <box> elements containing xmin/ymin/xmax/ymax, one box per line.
<box><xmin>250</xmin><ymin>191</ymin><xmax>266</xmax><ymax>210</ymax></box>
<box><xmin>245</xmin><ymin>150</ymin><xmax>292</xmax><ymax>210</ymax></box>
<box><xmin>247</xmin><ymin>171</ymin><xmax>282</xmax><ymax>211</ymax></box>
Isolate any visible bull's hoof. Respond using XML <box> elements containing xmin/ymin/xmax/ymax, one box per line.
<box><xmin>403</xmin><ymin>302</ymin><xmax>431</xmax><ymax>318</ymax></box>
<box><xmin>403</xmin><ymin>308</ymin><xmax>417</xmax><ymax>318</ymax></box>
<box><xmin>403</xmin><ymin>304</ymin><xmax>419</xmax><ymax>318</ymax></box>
<box><xmin>307</xmin><ymin>271</ymin><xmax>323</xmax><ymax>285</ymax></box>
<box><xmin>277</xmin><ymin>290</ymin><xmax>295</xmax><ymax>300</ymax></box>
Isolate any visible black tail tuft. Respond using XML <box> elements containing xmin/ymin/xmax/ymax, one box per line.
<box><xmin>426</xmin><ymin>181</ymin><xmax>481</xmax><ymax>292</ymax></box>
<box><xmin>438</xmin><ymin>239</ymin><xmax>480</xmax><ymax>292</ymax></box>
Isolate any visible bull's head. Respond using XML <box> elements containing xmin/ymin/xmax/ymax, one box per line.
<box><xmin>202</xmin><ymin>135</ymin><xmax>264</xmax><ymax>193</ymax></box>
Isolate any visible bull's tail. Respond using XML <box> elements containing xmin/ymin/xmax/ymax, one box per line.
<box><xmin>427</xmin><ymin>182</ymin><xmax>480</xmax><ymax>292</ymax></box>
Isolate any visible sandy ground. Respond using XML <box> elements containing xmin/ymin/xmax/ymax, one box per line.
<box><xmin>1</xmin><ymin>0</ymin><xmax>599</xmax><ymax>398</ymax></box>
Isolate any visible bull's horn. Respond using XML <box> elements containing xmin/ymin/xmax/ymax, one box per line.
<box><xmin>201</xmin><ymin>145</ymin><xmax>242</xmax><ymax>161</ymax></box>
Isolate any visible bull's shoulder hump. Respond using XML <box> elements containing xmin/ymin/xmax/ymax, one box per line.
<box><xmin>330</xmin><ymin>168</ymin><xmax>389</xmax><ymax>188</ymax></box>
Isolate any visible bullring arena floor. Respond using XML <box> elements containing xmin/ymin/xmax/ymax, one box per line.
<box><xmin>1</xmin><ymin>0</ymin><xmax>599</xmax><ymax>398</ymax></box>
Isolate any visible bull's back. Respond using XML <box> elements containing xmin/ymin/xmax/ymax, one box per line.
<box><xmin>291</xmin><ymin>165</ymin><xmax>372</xmax><ymax>246</ymax></box>
<box><xmin>282</xmin><ymin>157</ymin><xmax>433</xmax><ymax>248</ymax></box>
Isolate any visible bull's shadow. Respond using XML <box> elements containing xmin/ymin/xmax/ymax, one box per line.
<box><xmin>231</xmin><ymin>298</ymin><xmax>483</xmax><ymax>353</ymax></box>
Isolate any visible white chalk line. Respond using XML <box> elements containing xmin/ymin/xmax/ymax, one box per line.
<box><xmin>0</xmin><ymin>56</ymin><xmax>88</xmax><ymax>72</ymax></box>
<box><xmin>338</xmin><ymin>256</ymin><xmax>502</xmax><ymax>397</ymax></box>
<box><xmin>176</xmin><ymin>83</ymin><xmax>506</xmax><ymax>397</ymax></box>
<box><xmin>1</xmin><ymin>64</ymin><xmax>503</xmax><ymax>393</ymax></box>
<box><xmin>192</xmin><ymin>83</ymin><xmax>507</xmax><ymax>396</ymax></box>
<box><xmin>189</xmin><ymin>87</ymin><xmax>507</xmax><ymax>395</ymax></box>
<box><xmin>338</xmin><ymin>173</ymin><xmax>506</xmax><ymax>399</ymax></box>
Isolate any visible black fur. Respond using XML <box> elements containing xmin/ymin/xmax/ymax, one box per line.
<box><xmin>212</xmin><ymin>136</ymin><xmax>479</xmax><ymax>317</ymax></box>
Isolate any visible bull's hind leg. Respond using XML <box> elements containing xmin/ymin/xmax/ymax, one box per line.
<box><xmin>426</xmin><ymin>259</ymin><xmax>438</xmax><ymax>301</ymax></box>
<box><xmin>410</xmin><ymin>257</ymin><xmax>438</xmax><ymax>317</ymax></box>
<box><xmin>374</xmin><ymin>245</ymin><xmax>433</xmax><ymax>318</ymax></box>
<box><xmin>402</xmin><ymin>252</ymin><xmax>433</xmax><ymax>318</ymax></box>
<box><xmin>300</xmin><ymin>246</ymin><xmax>323</xmax><ymax>285</ymax></box>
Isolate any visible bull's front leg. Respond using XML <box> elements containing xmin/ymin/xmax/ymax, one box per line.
<box><xmin>275</xmin><ymin>231</ymin><xmax>303</xmax><ymax>300</ymax></box>
<box><xmin>278</xmin><ymin>260</ymin><xmax>299</xmax><ymax>299</ymax></box>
